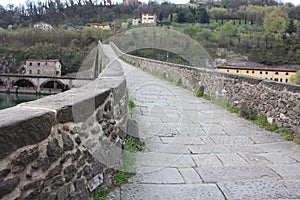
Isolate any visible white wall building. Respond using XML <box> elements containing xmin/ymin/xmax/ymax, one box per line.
<box><xmin>141</xmin><ymin>14</ymin><xmax>157</xmax><ymax>25</ymax></box>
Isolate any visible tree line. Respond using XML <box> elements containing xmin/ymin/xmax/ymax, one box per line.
<box><xmin>1</xmin><ymin>0</ymin><xmax>300</xmax><ymax>28</ymax></box>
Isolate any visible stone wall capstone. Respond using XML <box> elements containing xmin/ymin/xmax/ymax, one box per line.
<box><xmin>0</xmin><ymin>43</ymin><xmax>128</xmax><ymax>199</ymax></box>
<box><xmin>111</xmin><ymin>42</ymin><xmax>300</xmax><ymax>136</ymax></box>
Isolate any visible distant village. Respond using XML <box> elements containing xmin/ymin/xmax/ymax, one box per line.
<box><xmin>24</xmin><ymin>11</ymin><xmax>299</xmax><ymax>83</ymax></box>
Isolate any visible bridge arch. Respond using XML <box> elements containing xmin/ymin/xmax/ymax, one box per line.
<box><xmin>13</xmin><ymin>79</ymin><xmax>36</xmax><ymax>88</ymax></box>
<box><xmin>40</xmin><ymin>79</ymin><xmax>65</xmax><ymax>89</ymax></box>
<box><xmin>105</xmin><ymin>27</ymin><xmax>216</xmax><ymax>69</ymax></box>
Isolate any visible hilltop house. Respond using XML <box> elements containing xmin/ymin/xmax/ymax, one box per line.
<box><xmin>33</xmin><ymin>22</ymin><xmax>54</xmax><ymax>31</ymax></box>
<box><xmin>24</xmin><ymin>59</ymin><xmax>62</xmax><ymax>77</ymax></box>
<box><xmin>85</xmin><ymin>23</ymin><xmax>111</xmax><ymax>30</ymax></box>
<box><xmin>218</xmin><ymin>65</ymin><xmax>297</xmax><ymax>83</ymax></box>
<box><xmin>141</xmin><ymin>14</ymin><xmax>157</xmax><ymax>25</ymax></box>
<box><xmin>132</xmin><ymin>18</ymin><xmax>141</xmax><ymax>26</ymax></box>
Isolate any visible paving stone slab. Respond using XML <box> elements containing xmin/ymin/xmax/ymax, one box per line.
<box><xmin>210</xmin><ymin>136</ymin><xmax>254</xmax><ymax>145</ymax></box>
<box><xmin>160</xmin><ymin>135</ymin><xmax>205</xmax><ymax>145</ymax></box>
<box><xmin>189</xmin><ymin>145</ymin><xmax>232</xmax><ymax>154</ymax></box>
<box><xmin>128</xmin><ymin>167</ymin><xmax>184</xmax><ymax>184</ymax></box>
<box><xmin>178</xmin><ymin>168</ymin><xmax>203</xmax><ymax>184</ymax></box>
<box><xmin>270</xmin><ymin>163</ymin><xmax>300</xmax><ymax>179</ymax></box>
<box><xmin>119</xmin><ymin>184</ymin><xmax>225</xmax><ymax>200</ymax></box>
<box><xmin>238</xmin><ymin>153</ymin><xmax>272</xmax><ymax>165</ymax></box>
<box><xmin>216</xmin><ymin>153</ymin><xmax>248</xmax><ymax>166</ymax></box>
<box><xmin>145</xmin><ymin>142</ymin><xmax>190</xmax><ymax>154</ymax></box>
<box><xmin>218</xmin><ymin>179</ymin><xmax>299</xmax><ymax>200</ymax></box>
<box><xmin>196</xmin><ymin>165</ymin><xmax>280</xmax><ymax>182</ymax></box>
<box><xmin>135</xmin><ymin>152</ymin><xmax>196</xmax><ymax>168</ymax></box>
<box><xmin>191</xmin><ymin>154</ymin><xmax>223</xmax><ymax>167</ymax></box>
<box><xmin>260</xmin><ymin>152</ymin><xmax>297</xmax><ymax>164</ymax></box>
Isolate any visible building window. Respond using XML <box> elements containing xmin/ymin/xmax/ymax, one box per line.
<box><xmin>38</xmin><ymin>63</ymin><xmax>40</xmax><ymax>66</ymax></box>
<box><xmin>280</xmin><ymin>78</ymin><xmax>283</xmax><ymax>82</ymax></box>
<box><xmin>270</xmin><ymin>78</ymin><xmax>273</xmax><ymax>80</ymax></box>
<box><xmin>227</xmin><ymin>70</ymin><xmax>229</xmax><ymax>72</ymax></box>
<box><xmin>29</xmin><ymin>62</ymin><xmax>32</xmax><ymax>66</ymax></box>
<box><xmin>285</xmin><ymin>72</ymin><xmax>289</xmax><ymax>75</ymax></box>
<box><xmin>45</xmin><ymin>62</ymin><xmax>48</xmax><ymax>66</ymax></box>
<box><xmin>274</xmin><ymin>78</ymin><xmax>278</xmax><ymax>81</ymax></box>
<box><xmin>275</xmin><ymin>72</ymin><xmax>279</xmax><ymax>75</ymax></box>
<box><xmin>286</xmin><ymin>79</ymin><xmax>288</xmax><ymax>82</ymax></box>
<box><xmin>252</xmin><ymin>71</ymin><xmax>255</xmax><ymax>74</ymax></box>
<box><xmin>265</xmin><ymin>71</ymin><xmax>268</xmax><ymax>74</ymax></box>
<box><xmin>37</xmin><ymin>70</ymin><xmax>40</xmax><ymax>74</ymax></box>
<box><xmin>236</xmin><ymin>70</ymin><xmax>239</xmax><ymax>73</ymax></box>
<box><xmin>29</xmin><ymin>70</ymin><xmax>32</xmax><ymax>74</ymax></box>
<box><xmin>246</xmin><ymin>70</ymin><xmax>249</xmax><ymax>73</ymax></box>
<box><xmin>260</xmin><ymin>71</ymin><xmax>262</xmax><ymax>74</ymax></box>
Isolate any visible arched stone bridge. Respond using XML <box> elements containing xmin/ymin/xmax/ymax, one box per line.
<box><xmin>0</xmin><ymin>74</ymin><xmax>93</xmax><ymax>94</ymax></box>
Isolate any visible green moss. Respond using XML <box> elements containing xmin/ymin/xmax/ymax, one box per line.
<box><xmin>94</xmin><ymin>187</ymin><xmax>110</xmax><ymax>200</ymax></box>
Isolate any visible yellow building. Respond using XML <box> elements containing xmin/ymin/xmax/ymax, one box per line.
<box><xmin>218</xmin><ymin>66</ymin><xmax>297</xmax><ymax>83</ymax></box>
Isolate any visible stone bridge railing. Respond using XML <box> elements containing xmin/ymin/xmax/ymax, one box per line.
<box><xmin>0</xmin><ymin>43</ymin><xmax>128</xmax><ymax>199</ymax></box>
<box><xmin>111</xmin><ymin>42</ymin><xmax>300</xmax><ymax>136</ymax></box>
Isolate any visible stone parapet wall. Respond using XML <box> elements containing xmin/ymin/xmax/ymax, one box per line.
<box><xmin>0</xmin><ymin>44</ymin><xmax>128</xmax><ymax>199</ymax></box>
<box><xmin>111</xmin><ymin>42</ymin><xmax>300</xmax><ymax>136</ymax></box>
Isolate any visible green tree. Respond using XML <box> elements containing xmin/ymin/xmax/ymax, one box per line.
<box><xmin>290</xmin><ymin>70</ymin><xmax>300</xmax><ymax>85</ymax></box>
<box><xmin>286</xmin><ymin>19</ymin><xmax>297</xmax><ymax>34</ymax></box>
<box><xmin>222</xmin><ymin>21</ymin><xmax>239</xmax><ymax>37</ymax></box>
<box><xmin>263</xmin><ymin>11</ymin><xmax>286</xmax><ymax>36</ymax></box>
<box><xmin>196</xmin><ymin>6</ymin><xmax>210</xmax><ymax>24</ymax></box>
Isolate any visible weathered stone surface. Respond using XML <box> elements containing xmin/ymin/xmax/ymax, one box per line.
<box><xmin>74</xmin><ymin>178</ymin><xmax>86</xmax><ymax>191</ymax></box>
<box><xmin>104</xmin><ymin>100</ymin><xmax>112</xmax><ymax>112</ymax></box>
<box><xmin>129</xmin><ymin>168</ymin><xmax>184</xmax><ymax>184</ymax></box>
<box><xmin>0</xmin><ymin>107</ymin><xmax>55</xmax><ymax>159</ymax></box>
<box><xmin>25</xmin><ymin>189</ymin><xmax>40</xmax><ymax>200</ymax></box>
<box><xmin>61</xmin><ymin>131</ymin><xmax>74</xmax><ymax>151</ymax></box>
<box><xmin>12</xmin><ymin>147</ymin><xmax>39</xmax><ymax>166</ymax></box>
<box><xmin>0</xmin><ymin>176</ymin><xmax>20</xmax><ymax>198</ymax></box>
<box><xmin>218</xmin><ymin>180</ymin><xmax>300</xmax><ymax>200</ymax></box>
<box><xmin>196</xmin><ymin>165</ymin><xmax>280</xmax><ymax>182</ymax></box>
<box><xmin>72</xmin><ymin>149</ymin><xmax>81</xmax><ymax>161</ymax></box>
<box><xmin>179</xmin><ymin>168</ymin><xmax>202</xmax><ymax>184</ymax></box>
<box><xmin>51</xmin><ymin>176</ymin><xmax>64</xmax><ymax>190</ymax></box>
<box><xmin>23</xmin><ymin>180</ymin><xmax>41</xmax><ymax>191</ymax></box>
<box><xmin>119</xmin><ymin>184</ymin><xmax>225</xmax><ymax>200</ymax></box>
<box><xmin>56</xmin><ymin>183</ymin><xmax>71</xmax><ymax>200</ymax></box>
<box><xmin>127</xmin><ymin>119</ymin><xmax>139</xmax><ymax>141</ymax></box>
<box><xmin>46</xmin><ymin>164</ymin><xmax>63</xmax><ymax>180</ymax></box>
<box><xmin>64</xmin><ymin>164</ymin><xmax>77</xmax><ymax>175</ymax></box>
<box><xmin>47</xmin><ymin>139</ymin><xmax>63</xmax><ymax>159</ymax></box>
<box><xmin>0</xmin><ymin>168</ymin><xmax>10</xmax><ymax>180</ymax></box>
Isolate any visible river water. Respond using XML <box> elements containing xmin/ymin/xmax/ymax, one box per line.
<box><xmin>0</xmin><ymin>93</ymin><xmax>44</xmax><ymax>110</ymax></box>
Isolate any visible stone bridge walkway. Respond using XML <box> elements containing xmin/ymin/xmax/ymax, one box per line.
<box><xmin>103</xmin><ymin>45</ymin><xmax>300</xmax><ymax>200</ymax></box>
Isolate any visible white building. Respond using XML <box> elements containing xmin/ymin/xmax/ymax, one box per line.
<box><xmin>132</xmin><ymin>18</ymin><xmax>141</xmax><ymax>26</ymax></box>
<box><xmin>33</xmin><ymin>22</ymin><xmax>54</xmax><ymax>31</ymax></box>
<box><xmin>141</xmin><ymin>14</ymin><xmax>157</xmax><ymax>25</ymax></box>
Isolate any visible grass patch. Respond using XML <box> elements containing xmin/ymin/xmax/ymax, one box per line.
<box><xmin>193</xmin><ymin>90</ymin><xmax>204</xmax><ymax>97</ymax></box>
<box><xmin>113</xmin><ymin>136</ymin><xmax>144</xmax><ymax>186</ymax></box>
<box><xmin>210</xmin><ymin>98</ymin><xmax>240</xmax><ymax>114</ymax></box>
<box><xmin>94</xmin><ymin>187</ymin><xmax>110</xmax><ymax>200</ymax></box>
<box><xmin>128</xmin><ymin>99</ymin><xmax>135</xmax><ymax>118</ymax></box>
<box><xmin>253</xmin><ymin>114</ymin><xmax>295</xmax><ymax>142</ymax></box>
<box><xmin>94</xmin><ymin>136</ymin><xmax>144</xmax><ymax>200</ymax></box>
<box><xmin>128</xmin><ymin>99</ymin><xmax>135</xmax><ymax>109</ymax></box>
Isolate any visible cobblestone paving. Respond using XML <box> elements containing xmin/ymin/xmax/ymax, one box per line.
<box><xmin>103</xmin><ymin>45</ymin><xmax>300</xmax><ymax>200</ymax></box>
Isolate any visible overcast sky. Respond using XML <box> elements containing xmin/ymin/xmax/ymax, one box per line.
<box><xmin>1</xmin><ymin>0</ymin><xmax>299</xmax><ymax>8</ymax></box>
